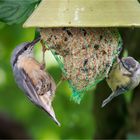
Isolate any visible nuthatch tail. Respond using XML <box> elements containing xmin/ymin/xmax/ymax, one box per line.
<box><xmin>102</xmin><ymin>57</ymin><xmax>140</xmax><ymax>107</ymax></box>
<box><xmin>11</xmin><ymin>37</ymin><xmax>60</xmax><ymax>126</ymax></box>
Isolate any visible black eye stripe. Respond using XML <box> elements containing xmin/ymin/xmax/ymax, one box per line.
<box><xmin>24</xmin><ymin>46</ymin><xmax>28</xmax><ymax>50</ymax></box>
<box><xmin>13</xmin><ymin>44</ymin><xmax>30</xmax><ymax>66</ymax></box>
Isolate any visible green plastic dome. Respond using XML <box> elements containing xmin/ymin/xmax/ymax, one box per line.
<box><xmin>24</xmin><ymin>0</ymin><xmax>140</xmax><ymax>28</ymax></box>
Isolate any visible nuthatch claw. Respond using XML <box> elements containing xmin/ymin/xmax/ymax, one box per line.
<box><xmin>102</xmin><ymin>57</ymin><xmax>140</xmax><ymax>107</ymax></box>
<box><xmin>11</xmin><ymin>37</ymin><xmax>60</xmax><ymax>126</ymax></box>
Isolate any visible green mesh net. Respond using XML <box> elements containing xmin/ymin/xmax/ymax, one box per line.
<box><xmin>40</xmin><ymin>28</ymin><xmax>122</xmax><ymax>103</ymax></box>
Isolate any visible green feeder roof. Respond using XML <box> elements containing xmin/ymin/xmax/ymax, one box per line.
<box><xmin>23</xmin><ymin>0</ymin><xmax>140</xmax><ymax>28</ymax></box>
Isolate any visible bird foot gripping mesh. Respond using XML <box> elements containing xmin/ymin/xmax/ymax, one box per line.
<box><xmin>40</xmin><ymin>28</ymin><xmax>122</xmax><ymax>103</ymax></box>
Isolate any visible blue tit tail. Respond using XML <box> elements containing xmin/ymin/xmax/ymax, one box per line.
<box><xmin>101</xmin><ymin>92</ymin><xmax>115</xmax><ymax>107</ymax></box>
<box><xmin>101</xmin><ymin>87</ymin><xmax>127</xmax><ymax>107</ymax></box>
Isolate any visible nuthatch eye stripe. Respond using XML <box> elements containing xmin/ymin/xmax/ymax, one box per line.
<box><xmin>12</xmin><ymin>37</ymin><xmax>41</xmax><ymax>67</ymax></box>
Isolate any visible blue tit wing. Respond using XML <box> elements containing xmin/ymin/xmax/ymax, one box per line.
<box><xmin>102</xmin><ymin>87</ymin><xmax>128</xmax><ymax>108</ymax></box>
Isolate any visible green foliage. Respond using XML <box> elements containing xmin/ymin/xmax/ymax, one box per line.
<box><xmin>0</xmin><ymin>0</ymin><xmax>41</xmax><ymax>25</ymax></box>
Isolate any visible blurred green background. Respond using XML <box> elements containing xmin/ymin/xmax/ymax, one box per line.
<box><xmin>0</xmin><ymin>22</ymin><xmax>94</xmax><ymax>139</ymax></box>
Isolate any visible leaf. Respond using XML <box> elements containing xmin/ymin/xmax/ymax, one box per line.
<box><xmin>0</xmin><ymin>0</ymin><xmax>41</xmax><ymax>25</ymax></box>
<box><xmin>34</xmin><ymin>28</ymin><xmax>41</xmax><ymax>39</ymax></box>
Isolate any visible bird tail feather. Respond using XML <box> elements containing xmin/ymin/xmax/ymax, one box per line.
<box><xmin>101</xmin><ymin>92</ymin><xmax>115</xmax><ymax>108</ymax></box>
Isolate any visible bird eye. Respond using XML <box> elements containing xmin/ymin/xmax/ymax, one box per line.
<box><xmin>24</xmin><ymin>46</ymin><xmax>28</xmax><ymax>50</ymax></box>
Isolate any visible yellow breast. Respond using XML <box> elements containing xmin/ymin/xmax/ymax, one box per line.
<box><xmin>107</xmin><ymin>62</ymin><xmax>130</xmax><ymax>91</ymax></box>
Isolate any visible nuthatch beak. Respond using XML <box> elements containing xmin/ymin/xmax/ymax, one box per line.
<box><xmin>11</xmin><ymin>37</ymin><xmax>60</xmax><ymax>126</ymax></box>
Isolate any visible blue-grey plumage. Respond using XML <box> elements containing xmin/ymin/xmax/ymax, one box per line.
<box><xmin>11</xmin><ymin>38</ymin><xmax>60</xmax><ymax>126</ymax></box>
<box><xmin>102</xmin><ymin>57</ymin><xmax>140</xmax><ymax>107</ymax></box>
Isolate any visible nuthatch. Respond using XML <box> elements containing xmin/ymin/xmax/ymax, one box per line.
<box><xmin>11</xmin><ymin>37</ymin><xmax>60</xmax><ymax>126</ymax></box>
<box><xmin>102</xmin><ymin>57</ymin><xmax>140</xmax><ymax>107</ymax></box>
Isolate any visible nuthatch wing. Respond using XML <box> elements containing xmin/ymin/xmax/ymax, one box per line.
<box><xmin>11</xmin><ymin>37</ymin><xmax>60</xmax><ymax>126</ymax></box>
<box><xmin>102</xmin><ymin>57</ymin><xmax>140</xmax><ymax>107</ymax></box>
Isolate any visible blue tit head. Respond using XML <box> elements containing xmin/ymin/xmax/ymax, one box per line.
<box><xmin>121</xmin><ymin>57</ymin><xmax>139</xmax><ymax>73</ymax></box>
<box><xmin>11</xmin><ymin>37</ymin><xmax>40</xmax><ymax>67</ymax></box>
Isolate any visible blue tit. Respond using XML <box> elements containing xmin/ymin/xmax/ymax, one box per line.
<box><xmin>102</xmin><ymin>57</ymin><xmax>140</xmax><ymax>107</ymax></box>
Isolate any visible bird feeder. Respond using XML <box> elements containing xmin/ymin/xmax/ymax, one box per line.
<box><xmin>23</xmin><ymin>0</ymin><xmax>140</xmax><ymax>103</ymax></box>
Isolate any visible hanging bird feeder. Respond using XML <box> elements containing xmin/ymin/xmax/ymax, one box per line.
<box><xmin>23</xmin><ymin>0</ymin><xmax>140</xmax><ymax>103</ymax></box>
